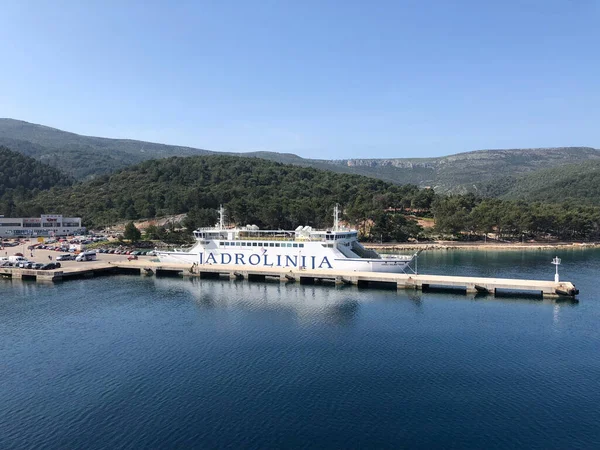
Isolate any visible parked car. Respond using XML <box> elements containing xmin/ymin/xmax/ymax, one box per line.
<box><xmin>18</xmin><ymin>261</ymin><xmax>34</xmax><ymax>269</ymax></box>
<box><xmin>32</xmin><ymin>263</ymin><xmax>45</xmax><ymax>270</ymax></box>
<box><xmin>41</xmin><ymin>262</ymin><xmax>61</xmax><ymax>270</ymax></box>
<box><xmin>56</xmin><ymin>254</ymin><xmax>74</xmax><ymax>261</ymax></box>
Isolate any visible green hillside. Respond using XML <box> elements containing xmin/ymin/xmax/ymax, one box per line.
<box><xmin>2</xmin><ymin>119</ymin><xmax>599</xmax><ymax>193</ymax></box>
<box><xmin>0</xmin><ymin>146</ymin><xmax>72</xmax><ymax>216</ymax></box>
<box><xmin>24</xmin><ymin>155</ymin><xmax>427</xmax><ymax>240</ymax></box>
<box><xmin>0</xmin><ymin>119</ymin><xmax>213</xmax><ymax>179</ymax></box>
<box><xmin>479</xmin><ymin>161</ymin><xmax>600</xmax><ymax>205</ymax></box>
<box><xmin>14</xmin><ymin>153</ymin><xmax>600</xmax><ymax>241</ymax></box>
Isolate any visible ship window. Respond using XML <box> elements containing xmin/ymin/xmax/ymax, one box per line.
<box><xmin>220</xmin><ymin>242</ymin><xmax>225</xmax><ymax>246</ymax></box>
<box><xmin>299</xmin><ymin>244</ymin><xmax>304</xmax><ymax>248</ymax></box>
<box><xmin>293</xmin><ymin>243</ymin><xmax>298</xmax><ymax>248</ymax></box>
<box><xmin>236</xmin><ymin>242</ymin><xmax>241</xmax><ymax>246</ymax></box>
<box><xmin>288</xmin><ymin>243</ymin><xmax>292</xmax><ymax>247</ymax></box>
<box><xmin>252</xmin><ymin>242</ymin><xmax>257</xmax><ymax>246</ymax></box>
<box><xmin>275</xmin><ymin>243</ymin><xmax>280</xmax><ymax>247</ymax></box>
<box><xmin>269</xmin><ymin>243</ymin><xmax>274</xmax><ymax>247</ymax></box>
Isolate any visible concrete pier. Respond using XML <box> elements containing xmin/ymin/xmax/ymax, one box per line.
<box><xmin>122</xmin><ymin>261</ymin><xmax>579</xmax><ymax>298</ymax></box>
<box><xmin>0</xmin><ymin>261</ymin><xmax>579</xmax><ymax>298</ymax></box>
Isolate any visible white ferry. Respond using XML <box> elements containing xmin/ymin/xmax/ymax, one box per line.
<box><xmin>156</xmin><ymin>205</ymin><xmax>418</xmax><ymax>273</ymax></box>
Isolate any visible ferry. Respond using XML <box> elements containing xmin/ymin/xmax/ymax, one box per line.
<box><xmin>156</xmin><ymin>205</ymin><xmax>418</xmax><ymax>273</ymax></box>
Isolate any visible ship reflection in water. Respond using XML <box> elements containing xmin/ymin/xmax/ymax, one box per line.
<box><xmin>151</xmin><ymin>277</ymin><xmax>372</xmax><ymax>325</ymax></box>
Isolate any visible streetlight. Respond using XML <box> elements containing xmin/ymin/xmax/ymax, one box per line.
<box><xmin>551</xmin><ymin>256</ymin><xmax>561</xmax><ymax>283</ymax></box>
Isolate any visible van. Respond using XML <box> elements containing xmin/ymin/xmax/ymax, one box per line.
<box><xmin>8</xmin><ymin>256</ymin><xmax>28</xmax><ymax>263</ymax></box>
<box><xmin>75</xmin><ymin>251</ymin><xmax>97</xmax><ymax>262</ymax></box>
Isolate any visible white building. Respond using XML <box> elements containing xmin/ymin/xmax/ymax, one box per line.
<box><xmin>0</xmin><ymin>214</ymin><xmax>85</xmax><ymax>238</ymax></box>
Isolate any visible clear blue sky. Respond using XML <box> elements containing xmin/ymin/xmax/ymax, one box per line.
<box><xmin>1</xmin><ymin>0</ymin><xmax>598</xmax><ymax>159</ymax></box>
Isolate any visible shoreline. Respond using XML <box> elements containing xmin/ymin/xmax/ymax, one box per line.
<box><xmin>364</xmin><ymin>241</ymin><xmax>600</xmax><ymax>252</ymax></box>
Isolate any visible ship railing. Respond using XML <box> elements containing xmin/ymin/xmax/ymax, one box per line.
<box><xmin>228</xmin><ymin>235</ymin><xmax>328</xmax><ymax>242</ymax></box>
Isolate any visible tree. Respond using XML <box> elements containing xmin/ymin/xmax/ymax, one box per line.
<box><xmin>144</xmin><ymin>224</ymin><xmax>161</xmax><ymax>240</ymax></box>
<box><xmin>369</xmin><ymin>211</ymin><xmax>422</xmax><ymax>242</ymax></box>
<box><xmin>124</xmin><ymin>221</ymin><xmax>141</xmax><ymax>242</ymax></box>
<box><xmin>183</xmin><ymin>207</ymin><xmax>219</xmax><ymax>232</ymax></box>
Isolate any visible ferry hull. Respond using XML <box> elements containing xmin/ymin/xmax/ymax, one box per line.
<box><xmin>156</xmin><ymin>251</ymin><xmax>414</xmax><ymax>273</ymax></box>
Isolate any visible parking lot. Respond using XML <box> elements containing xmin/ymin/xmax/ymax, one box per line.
<box><xmin>1</xmin><ymin>239</ymin><xmax>155</xmax><ymax>270</ymax></box>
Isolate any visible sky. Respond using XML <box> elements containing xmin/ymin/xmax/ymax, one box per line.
<box><xmin>1</xmin><ymin>0</ymin><xmax>599</xmax><ymax>159</ymax></box>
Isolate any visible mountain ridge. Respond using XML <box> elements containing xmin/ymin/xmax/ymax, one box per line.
<box><xmin>1</xmin><ymin>118</ymin><xmax>598</xmax><ymax>192</ymax></box>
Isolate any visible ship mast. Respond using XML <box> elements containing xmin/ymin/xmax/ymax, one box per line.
<box><xmin>333</xmin><ymin>203</ymin><xmax>340</xmax><ymax>232</ymax></box>
<box><xmin>218</xmin><ymin>204</ymin><xmax>225</xmax><ymax>229</ymax></box>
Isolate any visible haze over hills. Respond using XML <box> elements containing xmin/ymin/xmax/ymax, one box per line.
<box><xmin>1</xmin><ymin>118</ymin><xmax>599</xmax><ymax>193</ymax></box>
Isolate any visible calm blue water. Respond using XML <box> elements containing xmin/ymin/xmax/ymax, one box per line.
<box><xmin>1</xmin><ymin>249</ymin><xmax>599</xmax><ymax>449</ymax></box>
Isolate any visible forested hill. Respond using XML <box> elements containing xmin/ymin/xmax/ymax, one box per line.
<box><xmin>478</xmin><ymin>161</ymin><xmax>600</xmax><ymax>205</ymax></box>
<box><xmin>24</xmin><ymin>155</ymin><xmax>430</xmax><ymax>235</ymax></box>
<box><xmin>0</xmin><ymin>146</ymin><xmax>72</xmax><ymax>216</ymax></box>
<box><xmin>2</xmin><ymin>119</ymin><xmax>599</xmax><ymax>193</ymax></box>
<box><xmin>17</xmin><ymin>154</ymin><xmax>600</xmax><ymax>242</ymax></box>
<box><xmin>0</xmin><ymin>119</ymin><xmax>214</xmax><ymax>179</ymax></box>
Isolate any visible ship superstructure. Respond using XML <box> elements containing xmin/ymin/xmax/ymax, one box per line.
<box><xmin>156</xmin><ymin>205</ymin><xmax>417</xmax><ymax>273</ymax></box>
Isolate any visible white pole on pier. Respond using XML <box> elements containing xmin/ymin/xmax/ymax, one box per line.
<box><xmin>551</xmin><ymin>256</ymin><xmax>561</xmax><ymax>283</ymax></box>
<box><xmin>414</xmin><ymin>250</ymin><xmax>423</xmax><ymax>275</ymax></box>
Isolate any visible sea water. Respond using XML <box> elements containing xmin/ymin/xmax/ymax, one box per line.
<box><xmin>1</xmin><ymin>249</ymin><xmax>599</xmax><ymax>448</ymax></box>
